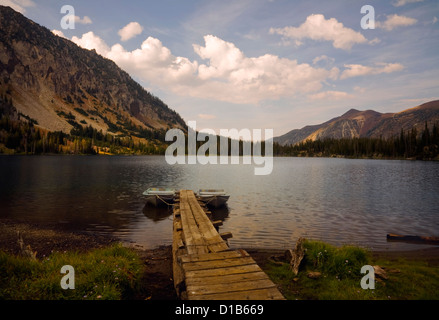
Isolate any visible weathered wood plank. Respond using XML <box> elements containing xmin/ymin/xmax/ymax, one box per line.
<box><xmin>212</xmin><ymin>220</ymin><xmax>223</xmax><ymax>227</ymax></box>
<box><xmin>172</xmin><ymin>218</ymin><xmax>186</xmax><ymax>296</ymax></box>
<box><xmin>183</xmin><ymin>256</ymin><xmax>256</xmax><ymax>271</ymax></box>
<box><xmin>185</xmin><ymin>271</ymin><xmax>270</xmax><ymax>286</ymax></box>
<box><xmin>179</xmin><ymin>250</ymin><xmax>246</xmax><ymax>264</ymax></box>
<box><xmin>185</xmin><ymin>263</ymin><xmax>263</xmax><ymax>279</ymax></box>
<box><xmin>189</xmin><ymin>287</ymin><xmax>285</xmax><ymax>300</ymax></box>
<box><xmin>187</xmin><ymin>278</ymin><xmax>277</xmax><ymax>296</ymax></box>
<box><xmin>186</xmin><ymin>191</ymin><xmax>229</xmax><ymax>253</ymax></box>
<box><xmin>220</xmin><ymin>232</ymin><xmax>233</xmax><ymax>240</ymax></box>
<box><xmin>179</xmin><ymin>192</ymin><xmax>209</xmax><ymax>255</ymax></box>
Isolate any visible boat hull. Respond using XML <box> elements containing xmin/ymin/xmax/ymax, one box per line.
<box><xmin>143</xmin><ymin>188</ymin><xmax>176</xmax><ymax>207</ymax></box>
<box><xmin>145</xmin><ymin>194</ymin><xmax>175</xmax><ymax>207</ymax></box>
<box><xmin>198</xmin><ymin>195</ymin><xmax>230</xmax><ymax>208</ymax></box>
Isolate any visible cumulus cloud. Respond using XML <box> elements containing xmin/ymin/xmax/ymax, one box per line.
<box><xmin>118</xmin><ymin>22</ymin><xmax>144</xmax><ymax>41</ymax></box>
<box><xmin>71</xmin><ymin>32</ymin><xmax>340</xmax><ymax>104</ymax></box>
<box><xmin>190</xmin><ymin>35</ymin><xmax>340</xmax><ymax>103</ymax></box>
<box><xmin>340</xmin><ymin>63</ymin><xmax>404</xmax><ymax>80</ymax></box>
<box><xmin>376</xmin><ymin>14</ymin><xmax>417</xmax><ymax>31</ymax></box>
<box><xmin>71</xmin><ymin>31</ymin><xmax>110</xmax><ymax>56</ymax></box>
<box><xmin>74</xmin><ymin>15</ymin><xmax>92</xmax><ymax>25</ymax></box>
<box><xmin>51</xmin><ymin>29</ymin><xmax>66</xmax><ymax>38</ymax></box>
<box><xmin>107</xmin><ymin>37</ymin><xmax>199</xmax><ymax>84</ymax></box>
<box><xmin>312</xmin><ymin>55</ymin><xmax>335</xmax><ymax>66</ymax></box>
<box><xmin>269</xmin><ymin>14</ymin><xmax>367</xmax><ymax>50</ymax></box>
<box><xmin>392</xmin><ymin>0</ymin><xmax>423</xmax><ymax>7</ymax></box>
<box><xmin>0</xmin><ymin>0</ymin><xmax>35</xmax><ymax>13</ymax></box>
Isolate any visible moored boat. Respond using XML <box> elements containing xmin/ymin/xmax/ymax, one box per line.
<box><xmin>197</xmin><ymin>189</ymin><xmax>230</xmax><ymax>208</ymax></box>
<box><xmin>143</xmin><ymin>188</ymin><xmax>176</xmax><ymax>206</ymax></box>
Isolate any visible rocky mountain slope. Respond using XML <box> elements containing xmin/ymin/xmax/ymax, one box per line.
<box><xmin>0</xmin><ymin>5</ymin><xmax>185</xmax><ymax>137</ymax></box>
<box><xmin>274</xmin><ymin>100</ymin><xmax>439</xmax><ymax>146</ymax></box>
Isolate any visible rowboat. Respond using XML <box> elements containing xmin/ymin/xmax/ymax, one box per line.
<box><xmin>197</xmin><ymin>189</ymin><xmax>230</xmax><ymax>208</ymax></box>
<box><xmin>143</xmin><ymin>188</ymin><xmax>176</xmax><ymax>206</ymax></box>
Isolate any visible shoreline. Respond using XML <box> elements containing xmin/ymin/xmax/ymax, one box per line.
<box><xmin>2</xmin><ymin>153</ymin><xmax>439</xmax><ymax>162</ymax></box>
<box><xmin>1</xmin><ymin>218</ymin><xmax>438</xmax><ymax>300</ymax></box>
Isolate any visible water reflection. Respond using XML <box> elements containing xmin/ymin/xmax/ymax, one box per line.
<box><xmin>210</xmin><ymin>205</ymin><xmax>231</xmax><ymax>223</ymax></box>
<box><xmin>142</xmin><ymin>203</ymin><xmax>173</xmax><ymax>222</ymax></box>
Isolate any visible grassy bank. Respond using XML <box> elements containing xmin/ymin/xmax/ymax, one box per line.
<box><xmin>0</xmin><ymin>244</ymin><xmax>144</xmax><ymax>300</ymax></box>
<box><xmin>263</xmin><ymin>240</ymin><xmax>439</xmax><ymax>300</ymax></box>
<box><xmin>1</xmin><ymin>229</ymin><xmax>438</xmax><ymax>300</ymax></box>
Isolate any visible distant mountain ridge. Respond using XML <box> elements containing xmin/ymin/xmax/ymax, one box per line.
<box><xmin>274</xmin><ymin>100</ymin><xmax>439</xmax><ymax>146</ymax></box>
<box><xmin>0</xmin><ymin>5</ymin><xmax>186</xmax><ymax>137</ymax></box>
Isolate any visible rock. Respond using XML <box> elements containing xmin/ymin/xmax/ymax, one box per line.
<box><xmin>307</xmin><ymin>271</ymin><xmax>322</xmax><ymax>279</ymax></box>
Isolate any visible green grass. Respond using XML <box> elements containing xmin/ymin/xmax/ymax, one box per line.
<box><xmin>0</xmin><ymin>244</ymin><xmax>144</xmax><ymax>300</ymax></box>
<box><xmin>264</xmin><ymin>240</ymin><xmax>439</xmax><ymax>300</ymax></box>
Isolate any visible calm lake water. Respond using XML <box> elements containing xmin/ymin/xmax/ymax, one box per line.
<box><xmin>1</xmin><ymin>155</ymin><xmax>438</xmax><ymax>251</ymax></box>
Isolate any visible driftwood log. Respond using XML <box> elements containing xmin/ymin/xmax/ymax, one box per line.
<box><xmin>387</xmin><ymin>233</ymin><xmax>439</xmax><ymax>245</ymax></box>
<box><xmin>285</xmin><ymin>237</ymin><xmax>305</xmax><ymax>275</ymax></box>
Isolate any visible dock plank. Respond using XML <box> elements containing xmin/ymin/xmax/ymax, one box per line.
<box><xmin>179</xmin><ymin>192</ymin><xmax>208</xmax><ymax>255</ymax></box>
<box><xmin>179</xmin><ymin>250</ymin><xmax>246</xmax><ymax>264</ymax></box>
<box><xmin>187</xmin><ymin>278</ymin><xmax>277</xmax><ymax>296</ymax></box>
<box><xmin>182</xmin><ymin>256</ymin><xmax>256</xmax><ymax>271</ymax></box>
<box><xmin>185</xmin><ymin>271</ymin><xmax>270</xmax><ymax>286</ymax></box>
<box><xmin>189</xmin><ymin>287</ymin><xmax>286</xmax><ymax>300</ymax></box>
<box><xmin>186</xmin><ymin>192</ymin><xmax>229</xmax><ymax>253</ymax></box>
<box><xmin>185</xmin><ymin>263</ymin><xmax>263</xmax><ymax>279</ymax></box>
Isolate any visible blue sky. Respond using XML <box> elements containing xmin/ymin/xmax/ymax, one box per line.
<box><xmin>2</xmin><ymin>0</ymin><xmax>439</xmax><ymax>136</ymax></box>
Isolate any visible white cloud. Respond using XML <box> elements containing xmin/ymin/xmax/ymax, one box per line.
<box><xmin>0</xmin><ymin>0</ymin><xmax>35</xmax><ymax>13</ymax></box>
<box><xmin>71</xmin><ymin>32</ymin><xmax>341</xmax><ymax>104</ymax></box>
<box><xmin>190</xmin><ymin>35</ymin><xmax>340</xmax><ymax>103</ymax></box>
<box><xmin>312</xmin><ymin>55</ymin><xmax>335</xmax><ymax>66</ymax></box>
<box><xmin>340</xmin><ymin>63</ymin><xmax>404</xmax><ymax>80</ymax></box>
<box><xmin>71</xmin><ymin>31</ymin><xmax>110</xmax><ymax>56</ymax></box>
<box><xmin>118</xmin><ymin>22</ymin><xmax>144</xmax><ymax>42</ymax></box>
<box><xmin>308</xmin><ymin>90</ymin><xmax>353</xmax><ymax>101</ymax></box>
<box><xmin>74</xmin><ymin>15</ymin><xmax>92</xmax><ymax>25</ymax></box>
<box><xmin>107</xmin><ymin>37</ymin><xmax>199</xmax><ymax>84</ymax></box>
<box><xmin>392</xmin><ymin>0</ymin><xmax>423</xmax><ymax>7</ymax></box>
<box><xmin>51</xmin><ymin>29</ymin><xmax>66</xmax><ymax>38</ymax></box>
<box><xmin>376</xmin><ymin>14</ymin><xmax>417</xmax><ymax>31</ymax></box>
<box><xmin>269</xmin><ymin>14</ymin><xmax>367</xmax><ymax>50</ymax></box>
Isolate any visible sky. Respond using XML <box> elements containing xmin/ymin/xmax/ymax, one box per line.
<box><xmin>2</xmin><ymin>0</ymin><xmax>439</xmax><ymax>137</ymax></box>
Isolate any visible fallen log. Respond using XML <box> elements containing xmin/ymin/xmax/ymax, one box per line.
<box><xmin>386</xmin><ymin>233</ymin><xmax>439</xmax><ymax>245</ymax></box>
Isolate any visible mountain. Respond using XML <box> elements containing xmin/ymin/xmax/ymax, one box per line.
<box><xmin>0</xmin><ymin>5</ymin><xmax>186</xmax><ymax>139</ymax></box>
<box><xmin>274</xmin><ymin>100</ymin><xmax>439</xmax><ymax>146</ymax></box>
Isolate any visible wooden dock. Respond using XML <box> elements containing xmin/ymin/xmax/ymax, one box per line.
<box><xmin>172</xmin><ymin>190</ymin><xmax>285</xmax><ymax>300</ymax></box>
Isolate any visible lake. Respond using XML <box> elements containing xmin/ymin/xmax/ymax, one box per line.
<box><xmin>1</xmin><ymin>155</ymin><xmax>438</xmax><ymax>251</ymax></box>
